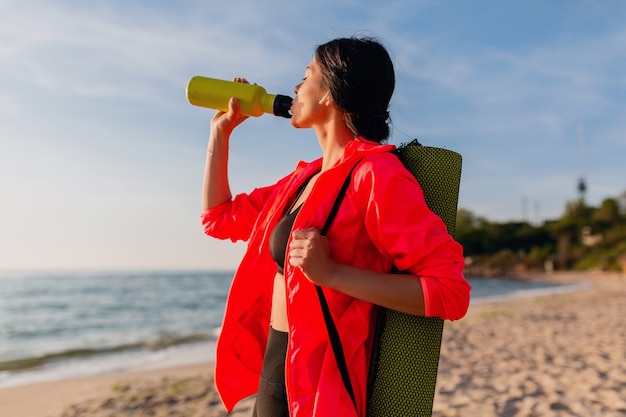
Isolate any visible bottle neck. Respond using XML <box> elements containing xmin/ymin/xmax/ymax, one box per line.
<box><xmin>260</xmin><ymin>94</ymin><xmax>292</xmax><ymax>118</ymax></box>
<box><xmin>272</xmin><ymin>94</ymin><xmax>293</xmax><ymax>118</ymax></box>
<box><xmin>261</xmin><ymin>93</ymin><xmax>277</xmax><ymax>115</ymax></box>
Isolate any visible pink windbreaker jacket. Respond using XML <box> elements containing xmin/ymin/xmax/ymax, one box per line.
<box><xmin>201</xmin><ymin>138</ymin><xmax>470</xmax><ymax>417</ymax></box>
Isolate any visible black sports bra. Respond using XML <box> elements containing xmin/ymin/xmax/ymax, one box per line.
<box><xmin>269</xmin><ymin>174</ymin><xmax>317</xmax><ymax>275</ymax></box>
<box><xmin>269</xmin><ymin>204</ymin><xmax>301</xmax><ymax>275</ymax></box>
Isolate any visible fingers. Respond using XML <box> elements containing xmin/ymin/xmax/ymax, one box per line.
<box><xmin>207</xmin><ymin>76</ymin><xmax>250</xmax><ymax>144</ymax></box>
<box><xmin>211</xmin><ymin>96</ymin><xmax>248</xmax><ymax>136</ymax></box>
<box><xmin>289</xmin><ymin>227</ymin><xmax>326</xmax><ymax>263</ymax></box>
<box><xmin>289</xmin><ymin>228</ymin><xmax>319</xmax><ymax>260</ymax></box>
<box><xmin>288</xmin><ymin>228</ymin><xmax>337</xmax><ymax>286</ymax></box>
<box><xmin>212</xmin><ymin>76</ymin><xmax>249</xmax><ymax>119</ymax></box>
<box><xmin>291</xmin><ymin>227</ymin><xmax>319</xmax><ymax>242</ymax></box>
<box><xmin>225</xmin><ymin>77</ymin><xmax>250</xmax><ymax>124</ymax></box>
<box><xmin>227</xmin><ymin>97</ymin><xmax>241</xmax><ymax>117</ymax></box>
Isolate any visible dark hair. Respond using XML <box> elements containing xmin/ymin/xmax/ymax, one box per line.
<box><xmin>315</xmin><ymin>37</ymin><xmax>395</xmax><ymax>143</ymax></box>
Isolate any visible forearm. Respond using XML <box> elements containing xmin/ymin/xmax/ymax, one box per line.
<box><xmin>326</xmin><ymin>264</ymin><xmax>425</xmax><ymax>316</ymax></box>
<box><xmin>202</xmin><ymin>132</ymin><xmax>232</xmax><ymax>211</ymax></box>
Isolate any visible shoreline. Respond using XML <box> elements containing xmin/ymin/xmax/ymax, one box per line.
<box><xmin>1</xmin><ymin>275</ymin><xmax>572</xmax><ymax>389</ymax></box>
<box><xmin>0</xmin><ymin>339</ymin><xmax>217</xmax><ymax>390</ymax></box>
<box><xmin>1</xmin><ymin>271</ymin><xmax>624</xmax><ymax>416</ymax></box>
<box><xmin>468</xmin><ymin>280</ymin><xmax>591</xmax><ymax>305</ymax></box>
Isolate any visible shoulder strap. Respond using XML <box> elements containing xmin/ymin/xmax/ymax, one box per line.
<box><xmin>320</xmin><ymin>161</ymin><xmax>361</xmax><ymax>235</ymax></box>
<box><xmin>316</xmin><ymin>158</ymin><xmax>362</xmax><ymax>410</ymax></box>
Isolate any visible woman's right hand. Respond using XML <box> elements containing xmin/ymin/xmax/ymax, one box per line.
<box><xmin>203</xmin><ymin>77</ymin><xmax>249</xmax><ymax>211</ymax></box>
<box><xmin>210</xmin><ymin>77</ymin><xmax>250</xmax><ymax>138</ymax></box>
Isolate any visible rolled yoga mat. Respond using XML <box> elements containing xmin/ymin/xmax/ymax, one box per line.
<box><xmin>366</xmin><ymin>141</ymin><xmax>462</xmax><ymax>417</ymax></box>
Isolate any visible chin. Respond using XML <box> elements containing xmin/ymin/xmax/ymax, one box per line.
<box><xmin>290</xmin><ymin>117</ymin><xmax>303</xmax><ymax>129</ymax></box>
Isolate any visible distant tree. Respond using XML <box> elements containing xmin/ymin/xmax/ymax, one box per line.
<box><xmin>513</xmin><ymin>223</ymin><xmax>553</xmax><ymax>253</ymax></box>
<box><xmin>618</xmin><ymin>190</ymin><xmax>626</xmax><ymax>217</ymax></box>
<box><xmin>563</xmin><ymin>198</ymin><xmax>593</xmax><ymax>226</ymax></box>
<box><xmin>456</xmin><ymin>192</ymin><xmax>626</xmax><ymax>273</ymax></box>
<box><xmin>593</xmin><ymin>198</ymin><xmax>620</xmax><ymax>231</ymax></box>
<box><xmin>545</xmin><ymin>199</ymin><xmax>591</xmax><ymax>269</ymax></box>
<box><xmin>455</xmin><ymin>208</ymin><xmax>490</xmax><ymax>255</ymax></box>
<box><xmin>526</xmin><ymin>245</ymin><xmax>552</xmax><ymax>270</ymax></box>
<box><xmin>456</xmin><ymin>208</ymin><xmax>485</xmax><ymax>233</ymax></box>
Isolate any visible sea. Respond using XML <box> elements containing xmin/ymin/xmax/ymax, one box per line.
<box><xmin>0</xmin><ymin>270</ymin><xmax>587</xmax><ymax>389</ymax></box>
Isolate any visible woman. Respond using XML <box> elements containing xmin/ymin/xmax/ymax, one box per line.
<box><xmin>201</xmin><ymin>37</ymin><xmax>470</xmax><ymax>417</ymax></box>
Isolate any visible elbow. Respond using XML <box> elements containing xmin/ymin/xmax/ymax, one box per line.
<box><xmin>444</xmin><ymin>290</ymin><xmax>471</xmax><ymax>321</ymax></box>
<box><xmin>200</xmin><ymin>210</ymin><xmax>219</xmax><ymax>238</ymax></box>
<box><xmin>200</xmin><ymin>207</ymin><xmax>250</xmax><ymax>242</ymax></box>
<box><xmin>200</xmin><ymin>208</ymin><xmax>231</xmax><ymax>240</ymax></box>
<box><xmin>421</xmin><ymin>272</ymin><xmax>471</xmax><ymax>321</ymax></box>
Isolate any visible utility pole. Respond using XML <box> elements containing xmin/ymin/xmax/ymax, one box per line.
<box><xmin>577</xmin><ymin>124</ymin><xmax>587</xmax><ymax>202</ymax></box>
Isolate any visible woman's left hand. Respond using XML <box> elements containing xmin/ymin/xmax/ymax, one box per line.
<box><xmin>288</xmin><ymin>228</ymin><xmax>337</xmax><ymax>286</ymax></box>
<box><xmin>289</xmin><ymin>230</ymin><xmax>428</xmax><ymax>317</ymax></box>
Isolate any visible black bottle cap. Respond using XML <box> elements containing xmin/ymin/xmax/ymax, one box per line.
<box><xmin>273</xmin><ymin>95</ymin><xmax>293</xmax><ymax>118</ymax></box>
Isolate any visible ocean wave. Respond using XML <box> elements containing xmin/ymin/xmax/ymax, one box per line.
<box><xmin>0</xmin><ymin>331</ymin><xmax>217</xmax><ymax>372</ymax></box>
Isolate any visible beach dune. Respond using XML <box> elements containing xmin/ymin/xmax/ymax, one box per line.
<box><xmin>1</xmin><ymin>272</ymin><xmax>624</xmax><ymax>417</ymax></box>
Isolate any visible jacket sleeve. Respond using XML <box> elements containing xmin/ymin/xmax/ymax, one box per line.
<box><xmin>354</xmin><ymin>154</ymin><xmax>470</xmax><ymax>321</ymax></box>
<box><xmin>200</xmin><ymin>176</ymin><xmax>289</xmax><ymax>242</ymax></box>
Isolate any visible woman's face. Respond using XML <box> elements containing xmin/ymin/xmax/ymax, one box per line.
<box><xmin>290</xmin><ymin>57</ymin><xmax>329</xmax><ymax>129</ymax></box>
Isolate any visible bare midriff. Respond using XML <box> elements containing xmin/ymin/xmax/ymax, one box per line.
<box><xmin>270</xmin><ymin>272</ymin><xmax>289</xmax><ymax>331</ymax></box>
<box><xmin>269</xmin><ymin>171</ymin><xmax>320</xmax><ymax>332</ymax></box>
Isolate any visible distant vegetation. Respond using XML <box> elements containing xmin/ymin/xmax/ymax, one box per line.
<box><xmin>456</xmin><ymin>191</ymin><xmax>626</xmax><ymax>277</ymax></box>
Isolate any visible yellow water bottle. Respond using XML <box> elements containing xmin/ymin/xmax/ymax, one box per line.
<box><xmin>186</xmin><ymin>76</ymin><xmax>293</xmax><ymax>118</ymax></box>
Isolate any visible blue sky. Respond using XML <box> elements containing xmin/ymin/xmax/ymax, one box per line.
<box><xmin>1</xmin><ymin>0</ymin><xmax>625</xmax><ymax>270</ymax></box>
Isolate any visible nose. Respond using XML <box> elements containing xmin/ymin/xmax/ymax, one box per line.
<box><xmin>294</xmin><ymin>81</ymin><xmax>302</xmax><ymax>95</ymax></box>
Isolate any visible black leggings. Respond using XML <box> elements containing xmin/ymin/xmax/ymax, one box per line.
<box><xmin>252</xmin><ymin>327</ymin><xmax>290</xmax><ymax>417</ymax></box>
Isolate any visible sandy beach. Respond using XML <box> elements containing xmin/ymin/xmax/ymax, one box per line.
<box><xmin>1</xmin><ymin>272</ymin><xmax>624</xmax><ymax>417</ymax></box>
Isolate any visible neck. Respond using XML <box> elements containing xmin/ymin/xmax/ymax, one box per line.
<box><xmin>314</xmin><ymin>119</ymin><xmax>355</xmax><ymax>172</ymax></box>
